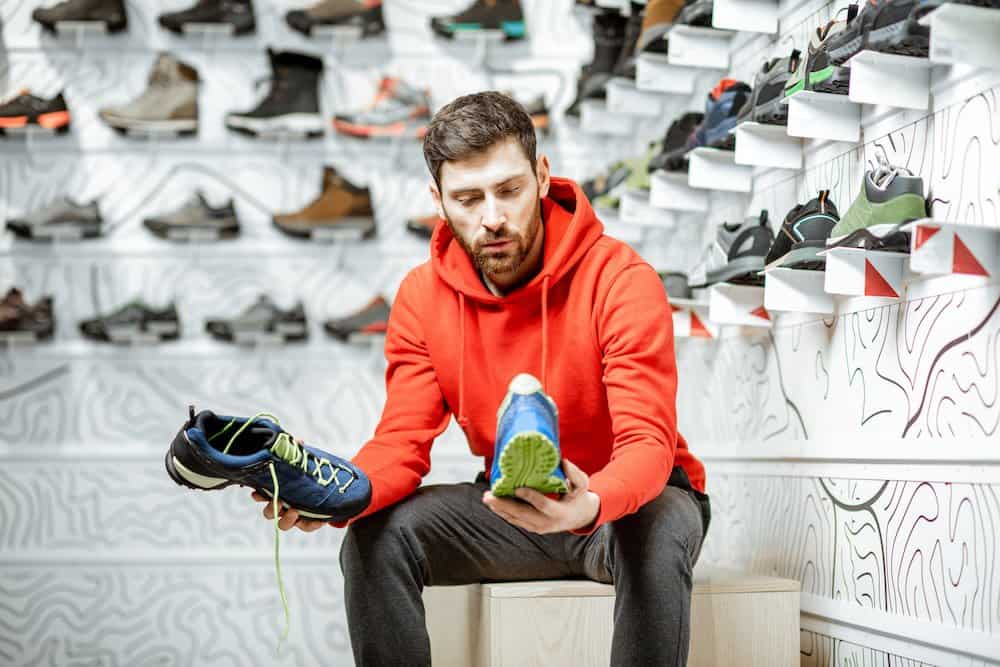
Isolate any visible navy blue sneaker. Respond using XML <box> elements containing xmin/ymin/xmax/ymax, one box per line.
<box><xmin>166</xmin><ymin>407</ymin><xmax>371</xmax><ymax>521</ymax></box>
<box><xmin>692</xmin><ymin>78</ymin><xmax>752</xmax><ymax>151</ymax></box>
<box><xmin>490</xmin><ymin>374</ymin><xmax>569</xmax><ymax>497</ymax></box>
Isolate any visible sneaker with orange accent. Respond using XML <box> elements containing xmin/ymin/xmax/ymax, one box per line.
<box><xmin>332</xmin><ymin>77</ymin><xmax>431</xmax><ymax>139</ymax></box>
<box><xmin>323</xmin><ymin>296</ymin><xmax>390</xmax><ymax>342</ymax></box>
<box><xmin>0</xmin><ymin>90</ymin><xmax>71</xmax><ymax>134</ymax></box>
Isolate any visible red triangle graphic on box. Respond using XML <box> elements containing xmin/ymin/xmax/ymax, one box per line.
<box><xmin>864</xmin><ymin>259</ymin><xmax>898</xmax><ymax>297</ymax></box>
<box><xmin>914</xmin><ymin>224</ymin><xmax>940</xmax><ymax>250</ymax></box>
<box><xmin>952</xmin><ymin>235</ymin><xmax>990</xmax><ymax>276</ymax></box>
<box><xmin>668</xmin><ymin>301</ymin><xmax>680</xmax><ymax>313</ymax></box>
<box><xmin>690</xmin><ymin>311</ymin><xmax>712</xmax><ymax>338</ymax></box>
<box><xmin>750</xmin><ymin>306</ymin><xmax>770</xmax><ymax>321</ymax></box>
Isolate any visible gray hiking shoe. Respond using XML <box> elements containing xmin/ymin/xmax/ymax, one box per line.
<box><xmin>333</xmin><ymin>77</ymin><xmax>431</xmax><ymax>139</ymax></box>
<box><xmin>143</xmin><ymin>192</ymin><xmax>240</xmax><ymax>241</ymax></box>
<box><xmin>6</xmin><ymin>196</ymin><xmax>103</xmax><ymax>241</ymax></box>
<box><xmin>285</xmin><ymin>0</ymin><xmax>386</xmax><ymax>37</ymax></box>
<box><xmin>99</xmin><ymin>54</ymin><xmax>199</xmax><ymax>136</ymax></box>
<box><xmin>689</xmin><ymin>210</ymin><xmax>773</xmax><ymax>287</ymax></box>
<box><xmin>206</xmin><ymin>295</ymin><xmax>308</xmax><ymax>343</ymax></box>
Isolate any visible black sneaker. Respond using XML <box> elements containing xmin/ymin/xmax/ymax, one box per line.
<box><xmin>648</xmin><ymin>111</ymin><xmax>704</xmax><ymax>172</ymax></box>
<box><xmin>79</xmin><ymin>301</ymin><xmax>180</xmax><ymax>343</ymax></box>
<box><xmin>205</xmin><ymin>295</ymin><xmax>308</xmax><ymax>344</ymax></box>
<box><xmin>158</xmin><ymin>0</ymin><xmax>256</xmax><ymax>35</ymax></box>
<box><xmin>286</xmin><ymin>0</ymin><xmax>386</xmax><ymax>37</ymax></box>
<box><xmin>324</xmin><ymin>296</ymin><xmax>389</xmax><ymax>342</ymax></box>
<box><xmin>821</xmin><ymin>0</ymin><xmax>931</xmax><ymax>65</ymax></box>
<box><xmin>612</xmin><ymin>2</ymin><xmax>646</xmax><ymax>80</ymax></box>
<box><xmin>764</xmin><ymin>191</ymin><xmax>840</xmax><ymax>270</ymax></box>
<box><xmin>33</xmin><ymin>0</ymin><xmax>128</xmax><ymax>33</ymax></box>
<box><xmin>689</xmin><ymin>210</ymin><xmax>773</xmax><ymax>287</ymax></box>
<box><xmin>430</xmin><ymin>0</ymin><xmax>526</xmax><ymax>40</ymax></box>
<box><xmin>675</xmin><ymin>0</ymin><xmax>713</xmax><ymax>26</ymax></box>
<box><xmin>0</xmin><ymin>90</ymin><xmax>71</xmax><ymax>134</ymax></box>
<box><xmin>566</xmin><ymin>9</ymin><xmax>628</xmax><ymax>118</ymax></box>
<box><xmin>143</xmin><ymin>192</ymin><xmax>240</xmax><ymax>241</ymax></box>
<box><xmin>0</xmin><ymin>288</ymin><xmax>55</xmax><ymax>342</ymax></box>
<box><xmin>225</xmin><ymin>49</ymin><xmax>325</xmax><ymax>138</ymax></box>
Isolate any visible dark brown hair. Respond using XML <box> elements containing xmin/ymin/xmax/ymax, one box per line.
<box><xmin>423</xmin><ymin>91</ymin><xmax>537</xmax><ymax>189</ymax></box>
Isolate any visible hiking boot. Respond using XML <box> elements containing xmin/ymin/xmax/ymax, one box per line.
<box><xmin>566</xmin><ymin>9</ymin><xmax>628</xmax><ymax>117</ymax></box>
<box><xmin>490</xmin><ymin>373</ymin><xmax>568</xmax><ymax>498</ymax></box>
<box><xmin>226</xmin><ymin>49</ymin><xmax>325</xmax><ymax>138</ymax></box>
<box><xmin>286</xmin><ymin>0</ymin><xmax>385</xmax><ymax>37</ymax></box>
<box><xmin>79</xmin><ymin>300</ymin><xmax>180</xmax><ymax>343</ymax></box>
<box><xmin>273</xmin><ymin>167</ymin><xmax>375</xmax><ymax>240</ymax></box>
<box><xmin>143</xmin><ymin>192</ymin><xmax>240</xmax><ymax>241</ymax></box>
<box><xmin>0</xmin><ymin>288</ymin><xmax>55</xmax><ymax>341</ymax></box>
<box><xmin>689</xmin><ymin>210</ymin><xmax>773</xmax><ymax>287</ymax></box>
<box><xmin>637</xmin><ymin>0</ymin><xmax>686</xmax><ymax>54</ymax></box>
<box><xmin>205</xmin><ymin>295</ymin><xmax>308</xmax><ymax>343</ymax></box>
<box><xmin>691</xmin><ymin>78</ymin><xmax>752</xmax><ymax>151</ymax></box>
<box><xmin>99</xmin><ymin>54</ymin><xmax>199</xmax><ymax>136</ymax></box>
<box><xmin>33</xmin><ymin>0</ymin><xmax>127</xmax><ymax>33</ymax></box>
<box><xmin>6</xmin><ymin>196</ymin><xmax>103</xmax><ymax>241</ymax></box>
<box><xmin>737</xmin><ymin>51</ymin><xmax>798</xmax><ymax>125</ymax></box>
<box><xmin>158</xmin><ymin>0</ymin><xmax>256</xmax><ymax>35</ymax></box>
<box><xmin>612</xmin><ymin>2</ymin><xmax>646</xmax><ymax>79</ymax></box>
<box><xmin>324</xmin><ymin>296</ymin><xmax>390</xmax><ymax>341</ymax></box>
<box><xmin>583</xmin><ymin>159</ymin><xmax>631</xmax><ymax>208</ymax></box>
<box><xmin>827</xmin><ymin>163</ymin><xmax>926</xmax><ymax>251</ymax></box>
<box><xmin>675</xmin><ymin>0</ymin><xmax>713</xmax><ymax>26</ymax></box>
<box><xmin>648</xmin><ymin>111</ymin><xmax>704</xmax><ymax>172</ymax></box>
<box><xmin>520</xmin><ymin>93</ymin><xmax>551</xmax><ymax>134</ymax></box>
<box><xmin>332</xmin><ymin>77</ymin><xmax>431</xmax><ymax>139</ymax></box>
<box><xmin>406</xmin><ymin>214</ymin><xmax>438</xmax><ymax>239</ymax></box>
<box><xmin>430</xmin><ymin>0</ymin><xmax>526</xmax><ymax>40</ymax></box>
<box><xmin>784</xmin><ymin>7</ymin><xmax>857</xmax><ymax>98</ymax></box>
<box><xmin>0</xmin><ymin>90</ymin><xmax>71</xmax><ymax>133</ymax></box>
<box><xmin>764</xmin><ymin>191</ymin><xmax>840</xmax><ymax>270</ymax></box>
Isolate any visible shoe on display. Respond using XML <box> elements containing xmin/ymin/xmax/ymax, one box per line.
<box><xmin>286</xmin><ymin>0</ymin><xmax>385</xmax><ymax>37</ymax></box>
<box><xmin>689</xmin><ymin>210</ymin><xmax>773</xmax><ymax>287</ymax></box>
<box><xmin>826</xmin><ymin>163</ymin><xmax>927</xmax><ymax>251</ymax></box>
<box><xmin>784</xmin><ymin>6</ymin><xmax>857</xmax><ymax>98</ymax></box>
<box><xmin>226</xmin><ymin>50</ymin><xmax>325</xmax><ymax>139</ymax></box>
<box><xmin>648</xmin><ymin>111</ymin><xmax>704</xmax><ymax>172</ymax></box>
<box><xmin>764</xmin><ymin>191</ymin><xmax>840</xmax><ymax>270</ymax></box>
<box><xmin>158</xmin><ymin>0</ymin><xmax>256</xmax><ymax>35</ymax></box>
<box><xmin>273</xmin><ymin>167</ymin><xmax>375</xmax><ymax>240</ymax></box>
<box><xmin>79</xmin><ymin>300</ymin><xmax>180</xmax><ymax>343</ymax></box>
<box><xmin>0</xmin><ymin>90</ymin><xmax>71</xmax><ymax>134</ymax></box>
<box><xmin>143</xmin><ymin>192</ymin><xmax>240</xmax><ymax>241</ymax></box>
<box><xmin>739</xmin><ymin>50</ymin><xmax>799</xmax><ymax>125</ymax></box>
<box><xmin>430</xmin><ymin>0</ymin><xmax>526</xmax><ymax>41</ymax></box>
<box><xmin>519</xmin><ymin>93</ymin><xmax>551</xmax><ymax>135</ymax></box>
<box><xmin>490</xmin><ymin>373</ymin><xmax>568</xmax><ymax>498</ymax></box>
<box><xmin>0</xmin><ymin>288</ymin><xmax>55</xmax><ymax>342</ymax></box>
<box><xmin>99</xmin><ymin>54</ymin><xmax>199</xmax><ymax>136</ymax></box>
<box><xmin>566</xmin><ymin>9</ymin><xmax>628</xmax><ymax>118</ymax></box>
<box><xmin>332</xmin><ymin>77</ymin><xmax>431</xmax><ymax>139</ymax></box>
<box><xmin>205</xmin><ymin>295</ymin><xmax>308</xmax><ymax>343</ymax></box>
<box><xmin>406</xmin><ymin>214</ymin><xmax>439</xmax><ymax>239</ymax></box>
<box><xmin>5</xmin><ymin>196</ymin><xmax>103</xmax><ymax>241</ymax></box>
<box><xmin>637</xmin><ymin>0</ymin><xmax>687</xmax><ymax>55</ymax></box>
<box><xmin>611</xmin><ymin>2</ymin><xmax>646</xmax><ymax>80</ymax></box>
<box><xmin>324</xmin><ymin>296</ymin><xmax>390</xmax><ymax>341</ymax></box>
<box><xmin>583</xmin><ymin>159</ymin><xmax>631</xmax><ymax>209</ymax></box>
<box><xmin>33</xmin><ymin>0</ymin><xmax>127</xmax><ymax>33</ymax></box>
<box><xmin>819</xmin><ymin>0</ymin><xmax>930</xmax><ymax>66</ymax></box>
<box><xmin>659</xmin><ymin>271</ymin><xmax>693</xmax><ymax>301</ymax></box>
<box><xmin>691</xmin><ymin>78</ymin><xmax>752</xmax><ymax>151</ymax></box>
<box><xmin>674</xmin><ymin>0</ymin><xmax>714</xmax><ymax>26</ymax></box>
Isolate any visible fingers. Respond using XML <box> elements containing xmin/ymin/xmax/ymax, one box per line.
<box><xmin>278</xmin><ymin>507</ymin><xmax>300</xmax><ymax>531</ymax></box>
<box><xmin>515</xmin><ymin>488</ymin><xmax>559</xmax><ymax>515</ymax></box>
<box><xmin>251</xmin><ymin>490</ymin><xmax>268</xmax><ymax>503</ymax></box>
<box><xmin>483</xmin><ymin>492</ymin><xmax>548</xmax><ymax>533</ymax></box>
<box><xmin>562</xmin><ymin>459</ymin><xmax>588</xmax><ymax>494</ymax></box>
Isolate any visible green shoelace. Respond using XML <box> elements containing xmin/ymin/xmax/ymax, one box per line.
<box><xmin>215</xmin><ymin>412</ymin><xmax>357</xmax><ymax>651</ymax></box>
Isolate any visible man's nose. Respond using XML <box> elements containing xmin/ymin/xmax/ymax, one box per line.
<box><xmin>481</xmin><ymin>196</ymin><xmax>506</xmax><ymax>232</ymax></box>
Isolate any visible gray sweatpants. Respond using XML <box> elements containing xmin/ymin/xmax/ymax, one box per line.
<box><xmin>340</xmin><ymin>468</ymin><xmax>710</xmax><ymax>666</ymax></box>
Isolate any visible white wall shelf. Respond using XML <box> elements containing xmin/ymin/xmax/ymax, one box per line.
<box><xmin>670</xmin><ymin>299</ymin><xmax>716</xmax><ymax>338</ymax></box>
<box><xmin>905</xmin><ymin>219</ymin><xmax>1000</xmax><ymax>278</ymax></box>
<box><xmin>667</xmin><ymin>26</ymin><xmax>735</xmax><ymax>70</ymax></box>
<box><xmin>785</xmin><ymin>91</ymin><xmax>861</xmax><ymax>142</ymax></box>
<box><xmin>579</xmin><ymin>100</ymin><xmax>634</xmax><ymax>136</ymax></box>
<box><xmin>708</xmin><ymin>283</ymin><xmax>771</xmax><ymax>327</ymax></box>
<box><xmin>606</xmin><ymin>78</ymin><xmax>670</xmax><ymax>117</ymax></box>
<box><xmin>712</xmin><ymin>0</ymin><xmax>778</xmax><ymax>34</ymax></box>
<box><xmin>636</xmin><ymin>54</ymin><xmax>702</xmax><ymax>94</ymax></box>
<box><xmin>847</xmin><ymin>51</ymin><xmax>933</xmax><ymax>110</ymax></box>
<box><xmin>763</xmin><ymin>267</ymin><xmax>834</xmax><ymax>314</ymax></box>
<box><xmin>688</xmin><ymin>147</ymin><xmax>753</xmax><ymax>193</ymax></box>
<box><xmin>823</xmin><ymin>247</ymin><xmax>906</xmax><ymax>298</ymax></box>
<box><xmin>619</xmin><ymin>190</ymin><xmax>677</xmax><ymax>227</ymax></box>
<box><xmin>650</xmin><ymin>171</ymin><xmax>710</xmax><ymax>212</ymax></box>
<box><xmin>733</xmin><ymin>122</ymin><xmax>802</xmax><ymax>170</ymax></box>
<box><xmin>920</xmin><ymin>4</ymin><xmax>1000</xmax><ymax>70</ymax></box>
<box><xmin>598</xmin><ymin>212</ymin><xmax>646</xmax><ymax>244</ymax></box>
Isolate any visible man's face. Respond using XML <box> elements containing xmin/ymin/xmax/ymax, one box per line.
<box><xmin>431</xmin><ymin>138</ymin><xmax>550</xmax><ymax>281</ymax></box>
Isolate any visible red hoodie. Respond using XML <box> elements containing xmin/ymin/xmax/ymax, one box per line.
<box><xmin>348</xmin><ymin>177</ymin><xmax>704</xmax><ymax>533</ymax></box>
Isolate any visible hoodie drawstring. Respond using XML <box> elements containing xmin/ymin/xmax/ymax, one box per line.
<box><xmin>457</xmin><ymin>293</ymin><xmax>469</xmax><ymax>428</ymax></box>
<box><xmin>541</xmin><ymin>276</ymin><xmax>550</xmax><ymax>392</ymax></box>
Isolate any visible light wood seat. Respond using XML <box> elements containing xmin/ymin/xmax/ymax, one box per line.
<box><xmin>423</xmin><ymin>567</ymin><xmax>799</xmax><ymax>666</ymax></box>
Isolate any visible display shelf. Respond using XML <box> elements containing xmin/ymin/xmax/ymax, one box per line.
<box><xmin>670</xmin><ymin>298</ymin><xmax>715</xmax><ymax>339</ymax></box>
<box><xmin>635</xmin><ymin>54</ymin><xmax>702</xmax><ymax>94</ymax></box>
<box><xmin>579</xmin><ymin>99</ymin><xmax>634</xmax><ymax>136</ymax></box>
<box><xmin>823</xmin><ymin>247</ymin><xmax>906</xmax><ymax>298</ymax></box>
<box><xmin>597</xmin><ymin>211</ymin><xmax>646</xmax><ymax>244</ymax></box>
<box><xmin>52</xmin><ymin>20</ymin><xmax>112</xmax><ymax>48</ymax></box>
<box><xmin>905</xmin><ymin>219</ymin><xmax>1000</xmax><ymax>278</ymax></box>
<box><xmin>708</xmin><ymin>283</ymin><xmax>771</xmax><ymax>327</ymax></box>
<box><xmin>847</xmin><ymin>51</ymin><xmax>932</xmax><ymax>110</ymax></box>
<box><xmin>763</xmin><ymin>267</ymin><xmax>834</xmax><ymax>314</ymax></box>
<box><xmin>733</xmin><ymin>121</ymin><xmax>802</xmax><ymax>170</ymax></box>
<box><xmin>619</xmin><ymin>189</ymin><xmax>676</xmax><ymax>228</ymax></box>
<box><xmin>595</xmin><ymin>0</ymin><xmax>629</xmax><ymax>8</ymax></box>
<box><xmin>712</xmin><ymin>0</ymin><xmax>778</xmax><ymax>34</ymax></box>
<box><xmin>180</xmin><ymin>23</ymin><xmax>235</xmax><ymax>38</ymax></box>
<box><xmin>312</xmin><ymin>25</ymin><xmax>364</xmax><ymax>44</ymax></box>
<box><xmin>667</xmin><ymin>25</ymin><xmax>734</xmax><ymax>70</ymax></box>
<box><xmin>920</xmin><ymin>4</ymin><xmax>1000</xmax><ymax>70</ymax></box>
<box><xmin>687</xmin><ymin>147</ymin><xmax>753</xmax><ymax>193</ymax></box>
<box><xmin>785</xmin><ymin>91</ymin><xmax>860</xmax><ymax>142</ymax></box>
<box><xmin>650</xmin><ymin>170</ymin><xmax>710</xmax><ymax>212</ymax></box>
<box><xmin>606</xmin><ymin>78</ymin><xmax>671</xmax><ymax>117</ymax></box>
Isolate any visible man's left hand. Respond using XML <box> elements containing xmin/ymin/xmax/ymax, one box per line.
<box><xmin>483</xmin><ymin>459</ymin><xmax>600</xmax><ymax>534</ymax></box>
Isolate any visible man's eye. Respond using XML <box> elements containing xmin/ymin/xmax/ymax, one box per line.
<box><xmin>502</xmin><ymin>187</ymin><xmax>520</xmax><ymax>195</ymax></box>
<box><xmin>459</xmin><ymin>197</ymin><xmax>480</xmax><ymax>206</ymax></box>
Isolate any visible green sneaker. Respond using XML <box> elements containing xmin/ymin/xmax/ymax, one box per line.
<box><xmin>827</xmin><ymin>164</ymin><xmax>927</xmax><ymax>251</ymax></box>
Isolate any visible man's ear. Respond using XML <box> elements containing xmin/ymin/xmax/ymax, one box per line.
<box><xmin>429</xmin><ymin>182</ymin><xmax>445</xmax><ymax>219</ymax></box>
<box><xmin>536</xmin><ymin>154</ymin><xmax>551</xmax><ymax>200</ymax></box>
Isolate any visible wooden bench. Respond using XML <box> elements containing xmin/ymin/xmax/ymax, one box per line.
<box><xmin>424</xmin><ymin>567</ymin><xmax>799</xmax><ymax>666</ymax></box>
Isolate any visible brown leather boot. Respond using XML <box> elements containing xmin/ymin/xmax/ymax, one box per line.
<box><xmin>638</xmin><ymin>0</ymin><xmax>688</xmax><ymax>54</ymax></box>
<box><xmin>273</xmin><ymin>167</ymin><xmax>376</xmax><ymax>240</ymax></box>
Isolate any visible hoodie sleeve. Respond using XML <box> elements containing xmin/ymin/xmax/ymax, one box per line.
<box><xmin>337</xmin><ymin>272</ymin><xmax>452</xmax><ymax>525</ymax></box>
<box><xmin>572</xmin><ymin>262</ymin><xmax>677</xmax><ymax>535</ymax></box>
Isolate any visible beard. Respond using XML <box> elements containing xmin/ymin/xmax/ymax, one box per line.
<box><xmin>444</xmin><ymin>189</ymin><xmax>541</xmax><ymax>278</ymax></box>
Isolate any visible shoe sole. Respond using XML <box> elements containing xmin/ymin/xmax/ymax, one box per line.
<box><xmin>826</xmin><ymin>223</ymin><xmax>911</xmax><ymax>252</ymax></box>
<box><xmin>332</xmin><ymin>117</ymin><xmax>429</xmax><ymax>139</ymax></box>
<box><xmin>865</xmin><ymin>19</ymin><xmax>929</xmax><ymax>58</ymax></box>
<box><xmin>753</xmin><ymin>95</ymin><xmax>789</xmax><ymax>125</ymax></box>
<box><xmin>146</xmin><ymin>222</ymin><xmax>240</xmax><ymax>241</ymax></box>
<box><xmin>272</xmin><ymin>217</ymin><xmax>376</xmax><ymax>240</ymax></box>
<box><xmin>705</xmin><ymin>255</ymin><xmax>766</xmax><ymax>285</ymax></box>
<box><xmin>103</xmin><ymin>116</ymin><xmax>198</xmax><ymax>136</ymax></box>
<box><xmin>434</xmin><ymin>20</ymin><xmax>526</xmax><ymax>41</ymax></box>
<box><xmin>226</xmin><ymin>113</ymin><xmax>324</xmax><ymax>139</ymax></box>
<box><xmin>491</xmin><ymin>432</ymin><xmax>568</xmax><ymax>498</ymax></box>
<box><xmin>7</xmin><ymin>219</ymin><xmax>102</xmax><ymax>241</ymax></box>
<box><xmin>766</xmin><ymin>245</ymin><xmax>827</xmax><ymax>271</ymax></box>
<box><xmin>809</xmin><ymin>66</ymin><xmax>851</xmax><ymax>95</ymax></box>
<box><xmin>208</xmin><ymin>322</ymin><xmax>309</xmax><ymax>344</ymax></box>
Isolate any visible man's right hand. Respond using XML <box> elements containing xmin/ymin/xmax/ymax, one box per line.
<box><xmin>250</xmin><ymin>490</ymin><xmax>331</xmax><ymax>533</ymax></box>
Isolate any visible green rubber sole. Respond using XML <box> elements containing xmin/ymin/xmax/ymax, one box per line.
<box><xmin>491</xmin><ymin>432</ymin><xmax>568</xmax><ymax>497</ymax></box>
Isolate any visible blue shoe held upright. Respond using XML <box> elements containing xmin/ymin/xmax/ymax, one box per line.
<box><xmin>490</xmin><ymin>373</ymin><xmax>569</xmax><ymax>497</ymax></box>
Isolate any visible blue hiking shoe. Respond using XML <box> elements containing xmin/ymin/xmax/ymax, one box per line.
<box><xmin>490</xmin><ymin>374</ymin><xmax>569</xmax><ymax>497</ymax></box>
